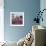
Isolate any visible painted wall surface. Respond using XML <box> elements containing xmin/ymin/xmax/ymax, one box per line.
<box><xmin>4</xmin><ymin>0</ymin><xmax>40</xmax><ymax>42</ymax></box>
<box><xmin>40</xmin><ymin>0</ymin><xmax>46</xmax><ymax>27</ymax></box>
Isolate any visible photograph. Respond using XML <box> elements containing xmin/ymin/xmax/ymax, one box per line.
<box><xmin>10</xmin><ymin>12</ymin><xmax>24</xmax><ymax>26</ymax></box>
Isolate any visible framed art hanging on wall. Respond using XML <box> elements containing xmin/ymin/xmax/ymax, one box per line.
<box><xmin>10</xmin><ymin>12</ymin><xmax>24</xmax><ymax>26</ymax></box>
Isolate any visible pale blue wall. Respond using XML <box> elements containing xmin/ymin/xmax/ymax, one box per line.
<box><xmin>4</xmin><ymin>0</ymin><xmax>40</xmax><ymax>42</ymax></box>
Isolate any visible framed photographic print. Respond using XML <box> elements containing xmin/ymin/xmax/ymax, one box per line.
<box><xmin>10</xmin><ymin>12</ymin><xmax>24</xmax><ymax>26</ymax></box>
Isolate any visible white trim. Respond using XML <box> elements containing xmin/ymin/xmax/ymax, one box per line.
<box><xmin>0</xmin><ymin>8</ymin><xmax>4</xmax><ymax>42</ymax></box>
<box><xmin>0</xmin><ymin>0</ymin><xmax>4</xmax><ymax>42</ymax></box>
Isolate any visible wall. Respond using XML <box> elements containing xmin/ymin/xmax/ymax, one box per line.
<box><xmin>40</xmin><ymin>0</ymin><xmax>46</xmax><ymax>27</ymax></box>
<box><xmin>4</xmin><ymin>0</ymin><xmax>40</xmax><ymax>42</ymax></box>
